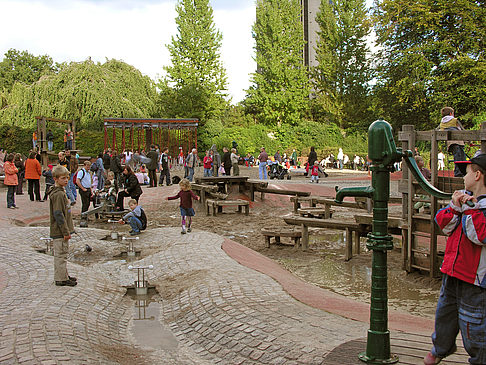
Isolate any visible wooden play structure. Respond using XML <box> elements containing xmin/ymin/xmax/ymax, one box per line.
<box><xmin>103</xmin><ymin>118</ymin><xmax>198</xmax><ymax>158</ymax></box>
<box><xmin>399</xmin><ymin>123</ymin><xmax>486</xmax><ymax>277</ymax></box>
<box><xmin>35</xmin><ymin>116</ymin><xmax>76</xmax><ymax>167</ymax></box>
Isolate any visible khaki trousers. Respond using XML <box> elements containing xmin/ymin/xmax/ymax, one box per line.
<box><xmin>53</xmin><ymin>238</ymin><xmax>69</xmax><ymax>282</ymax></box>
<box><xmin>232</xmin><ymin>163</ymin><xmax>240</xmax><ymax>176</ymax></box>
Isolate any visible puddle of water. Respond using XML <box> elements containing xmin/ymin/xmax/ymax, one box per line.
<box><xmin>281</xmin><ymin>231</ymin><xmax>440</xmax><ymax>318</ymax></box>
<box><xmin>127</xmin><ymin>291</ymin><xmax>178</xmax><ymax>351</ymax></box>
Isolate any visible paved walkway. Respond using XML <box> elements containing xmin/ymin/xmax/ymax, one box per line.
<box><xmin>0</xmin><ymin>176</ymin><xmax>470</xmax><ymax>364</ymax></box>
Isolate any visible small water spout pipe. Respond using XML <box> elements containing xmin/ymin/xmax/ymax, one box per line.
<box><xmin>334</xmin><ymin>186</ymin><xmax>374</xmax><ymax>204</ymax></box>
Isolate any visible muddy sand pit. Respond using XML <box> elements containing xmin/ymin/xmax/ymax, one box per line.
<box><xmin>80</xmin><ymin>167</ymin><xmax>441</xmax><ymax>320</ymax></box>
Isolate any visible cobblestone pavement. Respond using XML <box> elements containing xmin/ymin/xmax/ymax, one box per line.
<box><xmin>0</xmin><ymin>227</ymin><xmax>367</xmax><ymax>364</ymax></box>
<box><xmin>0</xmin><ymin>226</ymin><xmax>470</xmax><ymax>364</ymax></box>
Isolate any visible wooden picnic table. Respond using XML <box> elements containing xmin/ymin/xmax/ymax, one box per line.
<box><xmin>284</xmin><ymin>216</ymin><xmax>367</xmax><ymax>260</ymax></box>
<box><xmin>195</xmin><ymin>176</ymin><xmax>249</xmax><ymax>193</ymax></box>
<box><xmin>244</xmin><ymin>179</ymin><xmax>269</xmax><ymax>201</ymax></box>
<box><xmin>190</xmin><ymin>183</ymin><xmax>220</xmax><ymax>206</ymax></box>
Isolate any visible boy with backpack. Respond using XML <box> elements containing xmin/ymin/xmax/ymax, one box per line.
<box><xmin>118</xmin><ymin>199</ymin><xmax>147</xmax><ymax>235</ymax></box>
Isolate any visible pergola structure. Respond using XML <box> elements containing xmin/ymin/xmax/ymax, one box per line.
<box><xmin>35</xmin><ymin>116</ymin><xmax>76</xmax><ymax>167</ymax></box>
<box><xmin>103</xmin><ymin>118</ymin><xmax>199</xmax><ymax>157</ymax></box>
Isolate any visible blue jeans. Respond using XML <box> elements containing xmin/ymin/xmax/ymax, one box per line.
<box><xmin>67</xmin><ymin>173</ymin><xmax>77</xmax><ymax>203</ymax></box>
<box><xmin>7</xmin><ymin>185</ymin><xmax>16</xmax><ymax>207</ymax></box>
<box><xmin>47</xmin><ymin>141</ymin><xmax>53</xmax><ymax>151</ymax></box>
<box><xmin>187</xmin><ymin>167</ymin><xmax>194</xmax><ymax>182</ymax></box>
<box><xmin>96</xmin><ymin>172</ymin><xmax>104</xmax><ymax>190</ymax></box>
<box><xmin>127</xmin><ymin>216</ymin><xmax>142</xmax><ymax>233</ymax></box>
<box><xmin>203</xmin><ymin>168</ymin><xmax>212</xmax><ymax>177</ymax></box>
<box><xmin>259</xmin><ymin>162</ymin><xmax>267</xmax><ymax>179</ymax></box>
<box><xmin>431</xmin><ymin>275</ymin><xmax>486</xmax><ymax>364</ymax></box>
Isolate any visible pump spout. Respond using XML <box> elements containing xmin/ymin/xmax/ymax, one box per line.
<box><xmin>334</xmin><ymin>186</ymin><xmax>374</xmax><ymax>204</ymax></box>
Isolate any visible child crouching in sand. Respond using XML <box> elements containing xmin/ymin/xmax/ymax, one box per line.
<box><xmin>167</xmin><ymin>178</ymin><xmax>200</xmax><ymax>234</ymax></box>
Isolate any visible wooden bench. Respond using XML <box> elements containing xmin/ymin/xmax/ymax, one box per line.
<box><xmin>190</xmin><ymin>183</ymin><xmax>220</xmax><ymax>206</ymax></box>
<box><xmin>261</xmin><ymin>227</ymin><xmax>302</xmax><ymax>248</ymax></box>
<box><xmin>206</xmin><ymin>199</ymin><xmax>250</xmax><ymax>216</ymax></box>
<box><xmin>298</xmin><ymin>207</ymin><xmax>329</xmax><ymax>219</ymax></box>
<box><xmin>284</xmin><ymin>216</ymin><xmax>368</xmax><ymax>260</ymax></box>
<box><xmin>320</xmin><ymin>198</ymin><xmax>372</xmax><ymax>218</ymax></box>
<box><xmin>353</xmin><ymin>213</ymin><xmax>404</xmax><ymax>236</ymax></box>
<box><xmin>256</xmin><ymin>186</ymin><xmax>311</xmax><ymax>200</ymax></box>
<box><xmin>290</xmin><ymin>196</ymin><xmax>320</xmax><ymax>213</ymax></box>
<box><xmin>244</xmin><ymin>179</ymin><xmax>269</xmax><ymax>201</ymax></box>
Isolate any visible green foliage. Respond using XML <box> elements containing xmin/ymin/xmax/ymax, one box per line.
<box><xmin>0</xmin><ymin>59</ymin><xmax>158</xmax><ymax>130</ymax></box>
<box><xmin>198</xmin><ymin>119</ymin><xmax>368</xmax><ymax>159</ymax></box>
<box><xmin>75</xmin><ymin>129</ymin><xmax>105</xmax><ymax>156</ymax></box>
<box><xmin>0</xmin><ymin>49</ymin><xmax>57</xmax><ymax>93</ymax></box>
<box><xmin>159</xmin><ymin>0</ymin><xmax>229</xmax><ymax>122</ymax></box>
<box><xmin>244</xmin><ymin>0</ymin><xmax>310</xmax><ymax>127</ymax></box>
<box><xmin>312</xmin><ymin>0</ymin><xmax>373</xmax><ymax>130</ymax></box>
<box><xmin>0</xmin><ymin>125</ymin><xmax>32</xmax><ymax>155</ymax></box>
<box><xmin>372</xmin><ymin>0</ymin><xmax>486</xmax><ymax>130</ymax></box>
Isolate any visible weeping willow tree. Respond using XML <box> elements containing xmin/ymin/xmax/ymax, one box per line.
<box><xmin>0</xmin><ymin>59</ymin><xmax>158</xmax><ymax>130</ymax></box>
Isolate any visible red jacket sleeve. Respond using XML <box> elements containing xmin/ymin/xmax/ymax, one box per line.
<box><xmin>168</xmin><ymin>191</ymin><xmax>182</xmax><ymax>201</ymax></box>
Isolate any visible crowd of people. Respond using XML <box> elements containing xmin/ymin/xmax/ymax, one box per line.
<box><xmin>0</xmin><ymin>142</ymin><xmax>376</xmax><ymax>211</ymax></box>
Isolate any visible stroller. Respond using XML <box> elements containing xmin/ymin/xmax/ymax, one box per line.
<box><xmin>268</xmin><ymin>161</ymin><xmax>291</xmax><ymax>180</ymax></box>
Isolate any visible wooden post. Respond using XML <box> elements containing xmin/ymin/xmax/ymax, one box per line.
<box><xmin>71</xmin><ymin>120</ymin><xmax>76</xmax><ymax>150</ymax></box>
<box><xmin>104</xmin><ymin>125</ymin><xmax>108</xmax><ymax>151</ymax></box>
<box><xmin>301</xmin><ymin>224</ymin><xmax>308</xmax><ymax>250</ymax></box>
<box><xmin>402</xmin><ymin>125</ymin><xmax>415</xmax><ymax>272</ymax></box>
<box><xmin>324</xmin><ymin>203</ymin><xmax>331</xmax><ymax>219</ymax></box>
<box><xmin>430</xmin><ymin>129</ymin><xmax>439</xmax><ymax>277</ymax></box>
<box><xmin>354</xmin><ymin>231</ymin><xmax>361</xmax><ymax>255</ymax></box>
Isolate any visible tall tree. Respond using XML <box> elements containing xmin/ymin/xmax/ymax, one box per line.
<box><xmin>244</xmin><ymin>0</ymin><xmax>310</xmax><ymax>127</ymax></box>
<box><xmin>372</xmin><ymin>0</ymin><xmax>486</xmax><ymax>130</ymax></box>
<box><xmin>159</xmin><ymin>0</ymin><xmax>228</xmax><ymax>121</ymax></box>
<box><xmin>0</xmin><ymin>49</ymin><xmax>57</xmax><ymax>92</ymax></box>
<box><xmin>312</xmin><ymin>0</ymin><xmax>372</xmax><ymax>130</ymax></box>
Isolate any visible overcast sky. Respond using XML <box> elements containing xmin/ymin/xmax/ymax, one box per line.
<box><xmin>0</xmin><ymin>0</ymin><xmax>256</xmax><ymax>103</ymax></box>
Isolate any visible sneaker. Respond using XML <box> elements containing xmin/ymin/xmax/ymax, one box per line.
<box><xmin>13</xmin><ymin>206</ymin><xmax>19</xmax><ymax>209</ymax></box>
<box><xmin>130</xmin><ymin>231</ymin><xmax>139</xmax><ymax>236</ymax></box>
<box><xmin>423</xmin><ymin>352</ymin><xmax>441</xmax><ymax>365</ymax></box>
<box><xmin>181</xmin><ymin>229</ymin><xmax>187</xmax><ymax>234</ymax></box>
<box><xmin>55</xmin><ymin>279</ymin><xmax>77</xmax><ymax>287</ymax></box>
<box><xmin>187</xmin><ymin>227</ymin><xmax>192</xmax><ymax>233</ymax></box>
<box><xmin>8</xmin><ymin>206</ymin><xmax>15</xmax><ymax>209</ymax></box>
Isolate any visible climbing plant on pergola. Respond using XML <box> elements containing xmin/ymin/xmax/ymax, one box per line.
<box><xmin>103</xmin><ymin>118</ymin><xmax>198</xmax><ymax>157</ymax></box>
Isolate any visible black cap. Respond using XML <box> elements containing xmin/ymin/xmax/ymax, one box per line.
<box><xmin>455</xmin><ymin>153</ymin><xmax>486</xmax><ymax>174</ymax></box>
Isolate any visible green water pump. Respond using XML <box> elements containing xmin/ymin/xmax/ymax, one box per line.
<box><xmin>335</xmin><ymin>120</ymin><xmax>452</xmax><ymax>364</ymax></box>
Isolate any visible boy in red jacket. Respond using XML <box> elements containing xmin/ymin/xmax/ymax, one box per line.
<box><xmin>425</xmin><ymin>154</ymin><xmax>486</xmax><ymax>364</ymax></box>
